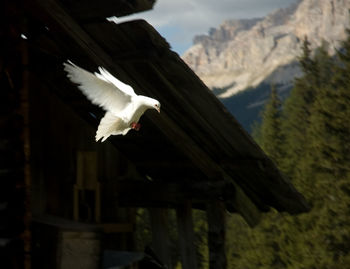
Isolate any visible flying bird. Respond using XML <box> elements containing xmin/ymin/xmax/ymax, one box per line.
<box><xmin>63</xmin><ymin>61</ymin><xmax>161</xmax><ymax>142</ymax></box>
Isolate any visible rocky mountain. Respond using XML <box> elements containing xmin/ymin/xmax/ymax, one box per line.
<box><xmin>183</xmin><ymin>0</ymin><xmax>350</xmax><ymax>99</ymax></box>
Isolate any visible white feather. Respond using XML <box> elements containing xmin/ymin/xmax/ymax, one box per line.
<box><xmin>63</xmin><ymin>61</ymin><xmax>131</xmax><ymax>116</ymax></box>
<box><xmin>63</xmin><ymin>61</ymin><xmax>161</xmax><ymax>142</ymax></box>
<box><xmin>96</xmin><ymin>112</ymin><xmax>130</xmax><ymax>142</ymax></box>
<box><xmin>95</xmin><ymin>67</ymin><xmax>136</xmax><ymax>97</ymax></box>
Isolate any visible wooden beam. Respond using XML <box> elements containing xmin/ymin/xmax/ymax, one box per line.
<box><xmin>133</xmin><ymin>160</ymin><xmax>194</xmax><ymax>170</ymax></box>
<box><xmin>99</xmin><ymin>223</ymin><xmax>134</xmax><ymax>233</ymax></box>
<box><xmin>111</xmin><ymin>180</ymin><xmax>259</xmax><ymax>220</ymax></box>
<box><xmin>176</xmin><ymin>201</ymin><xmax>198</xmax><ymax>269</ymax></box>
<box><xmin>29</xmin><ymin>0</ymin><xmax>124</xmax><ymax>71</ymax></box>
<box><xmin>112</xmin><ymin>180</ymin><xmax>213</xmax><ymax>209</ymax></box>
<box><xmin>61</xmin><ymin>0</ymin><xmax>156</xmax><ymax>21</ymax></box>
<box><xmin>113</xmin><ymin>180</ymin><xmax>184</xmax><ymax>207</ymax></box>
<box><xmin>149</xmin><ymin>208</ymin><xmax>172</xmax><ymax>269</ymax></box>
<box><xmin>207</xmin><ymin>201</ymin><xmax>227</xmax><ymax>269</ymax></box>
<box><xmin>220</xmin><ymin>159</ymin><xmax>265</xmax><ymax>170</ymax></box>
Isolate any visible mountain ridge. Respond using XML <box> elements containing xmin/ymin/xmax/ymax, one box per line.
<box><xmin>182</xmin><ymin>0</ymin><xmax>350</xmax><ymax>98</ymax></box>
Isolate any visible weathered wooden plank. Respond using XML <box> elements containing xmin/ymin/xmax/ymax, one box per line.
<box><xmin>176</xmin><ymin>201</ymin><xmax>198</xmax><ymax>269</ymax></box>
<box><xmin>207</xmin><ymin>201</ymin><xmax>227</xmax><ymax>269</ymax></box>
<box><xmin>112</xmin><ymin>180</ymin><xmax>225</xmax><ymax>206</ymax></box>
<box><xmin>60</xmin><ymin>0</ymin><xmax>155</xmax><ymax>21</ymax></box>
<box><xmin>133</xmin><ymin>160</ymin><xmax>193</xmax><ymax>170</ymax></box>
<box><xmin>82</xmin><ymin>20</ymin><xmax>170</xmax><ymax>61</ymax></box>
<box><xmin>112</xmin><ymin>179</ymin><xmax>260</xmax><ymax>226</ymax></box>
<box><xmin>29</xmin><ymin>0</ymin><xmax>128</xmax><ymax>75</ymax></box>
<box><xmin>114</xmin><ymin>180</ymin><xmax>185</xmax><ymax>207</ymax></box>
<box><xmin>76</xmin><ymin>151</ymin><xmax>98</xmax><ymax>189</ymax></box>
<box><xmin>149</xmin><ymin>208</ymin><xmax>172</xmax><ymax>268</ymax></box>
<box><xmin>99</xmin><ymin>223</ymin><xmax>134</xmax><ymax>233</ymax></box>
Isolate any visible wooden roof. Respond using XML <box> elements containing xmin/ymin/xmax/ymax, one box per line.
<box><xmin>24</xmin><ymin>0</ymin><xmax>309</xmax><ymax>226</ymax></box>
<box><xmin>59</xmin><ymin>0</ymin><xmax>156</xmax><ymax>21</ymax></box>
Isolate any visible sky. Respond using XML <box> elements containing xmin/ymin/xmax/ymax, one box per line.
<box><xmin>112</xmin><ymin>0</ymin><xmax>299</xmax><ymax>55</ymax></box>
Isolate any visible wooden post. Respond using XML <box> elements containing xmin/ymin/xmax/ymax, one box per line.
<box><xmin>18</xmin><ymin>17</ymin><xmax>32</xmax><ymax>269</ymax></box>
<box><xmin>207</xmin><ymin>201</ymin><xmax>227</xmax><ymax>269</ymax></box>
<box><xmin>74</xmin><ymin>151</ymin><xmax>100</xmax><ymax>222</ymax></box>
<box><xmin>149</xmin><ymin>208</ymin><xmax>172</xmax><ymax>268</ymax></box>
<box><xmin>176</xmin><ymin>200</ymin><xmax>198</xmax><ymax>269</ymax></box>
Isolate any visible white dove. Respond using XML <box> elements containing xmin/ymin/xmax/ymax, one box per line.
<box><xmin>63</xmin><ymin>61</ymin><xmax>161</xmax><ymax>142</ymax></box>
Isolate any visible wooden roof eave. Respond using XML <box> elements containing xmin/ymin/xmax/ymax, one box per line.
<box><xmin>81</xmin><ymin>20</ymin><xmax>310</xmax><ymax>215</ymax></box>
<box><xmin>26</xmin><ymin>0</ymin><xmax>262</xmax><ymax>226</ymax></box>
<box><xmin>26</xmin><ymin>0</ymin><xmax>309</xmax><ymax>226</ymax></box>
<box><xmin>58</xmin><ymin>0</ymin><xmax>156</xmax><ymax>22</ymax></box>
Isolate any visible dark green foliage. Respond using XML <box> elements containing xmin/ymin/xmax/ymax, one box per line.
<box><xmin>135</xmin><ymin>32</ymin><xmax>350</xmax><ymax>269</ymax></box>
<box><xmin>224</xmin><ymin>33</ymin><xmax>350</xmax><ymax>269</ymax></box>
<box><xmin>221</xmin><ymin>83</ymin><xmax>281</xmax><ymax>132</ymax></box>
<box><xmin>220</xmin><ymin>74</ymin><xmax>295</xmax><ymax>133</ymax></box>
<box><xmin>280</xmin><ymin>37</ymin><xmax>319</xmax><ymax>179</ymax></box>
<box><xmin>259</xmin><ymin>85</ymin><xmax>283</xmax><ymax>166</ymax></box>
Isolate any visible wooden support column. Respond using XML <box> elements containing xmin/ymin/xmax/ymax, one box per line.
<box><xmin>74</xmin><ymin>151</ymin><xmax>100</xmax><ymax>223</ymax></box>
<box><xmin>207</xmin><ymin>201</ymin><xmax>227</xmax><ymax>269</ymax></box>
<box><xmin>176</xmin><ymin>200</ymin><xmax>198</xmax><ymax>269</ymax></box>
<box><xmin>149</xmin><ymin>208</ymin><xmax>172</xmax><ymax>268</ymax></box>
<box><xmin>19</xmin><ymin>17</ymin><xmax>32</xmax><ymax>269</ymax></box>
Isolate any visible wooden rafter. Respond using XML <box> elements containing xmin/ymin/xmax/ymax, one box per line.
<box><xmin>58</xmin><ymin>0</ymin><xmax>156</xmax><ymax>21</ymax></box>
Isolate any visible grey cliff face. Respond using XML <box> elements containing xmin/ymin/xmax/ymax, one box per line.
<box><xmin>182</xmin><ymin>0</ymin><xmax>350</xmax><ymax>98</ymax></box>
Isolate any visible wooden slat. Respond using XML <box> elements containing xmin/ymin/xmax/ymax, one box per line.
<box><xmin>76</xmin><ymin>151</ymin><xmax>97</xmax><ymax>189</ymax></box>
<box><xmin>59</xmin><ymin>0</ymin><xmax>155</xmax><ymax>21</ymax></box>
<box><xmin>83</xmin><ymin>20</ymin><xmax>170</xmax><ymax>61</ymax></box>
<box><xmin>29</xmin><ymin>0</ymin><xmax>126</xmax><ymax>73</ymax></box>
<box><xmin>99</xmin><ymin>223</ymin><xmax>134</xmax><ymax>233</ymax></box>
<box><xmin>114</xmin><ymin>180</ymin><xmax>185</xmax><ymax>207</ymax></box>
<box><xmin>133</xmin><ymin>160</ymin><xmax>193</xmax><ymax>170</ymax></box>
<box><xmin>112</xmin><ymin>180</ymin><xmax>225</xmax><ymax>206</ymax></box>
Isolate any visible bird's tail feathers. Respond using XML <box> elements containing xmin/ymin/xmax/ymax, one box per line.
<box><xmin>96</xmin><ymin>112</ymin><xmax>130</xmax><ymax>142</ymax></box>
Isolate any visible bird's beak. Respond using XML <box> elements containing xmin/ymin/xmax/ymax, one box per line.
<box><xmin>157</xmin><ymin>107</ymin><xmax>161</xmax><ymax>113</ymax></box>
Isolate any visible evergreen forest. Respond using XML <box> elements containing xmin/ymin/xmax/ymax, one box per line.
<box><xmin>236</xmin><ymin>31</ymin><xmax>350</xmax><ymax>268</ymax></box>
<box><xmin>136</xmin><ymin>28</ymin><xmax>350</xmax><ymax>269</ymax></box>
<box><xmin>194</xmin><ymin>28</ymin><xmax>350</xmax><ymax>269</ymax></box>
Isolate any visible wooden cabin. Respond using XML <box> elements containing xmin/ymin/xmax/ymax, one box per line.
<box><xmin>0</xmin><ymin>0</ymin><xmax>309</xmax><ymax>268</ymax></box>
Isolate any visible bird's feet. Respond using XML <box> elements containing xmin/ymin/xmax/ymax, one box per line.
<box><xmin>131</xmin><ymin>122</ymin><xmax>141</xmax><ymax>131</ymax></box>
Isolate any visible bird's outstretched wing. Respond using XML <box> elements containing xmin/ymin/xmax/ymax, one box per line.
<box><xmin>63</xmin><ymin>61</ymin><xmax>134</xmax><ymax>115</ymax></box>
<box><xmin>95</xmin><ymin>67</ymin><xmax>136</xmax><ymax>96</ymax></box>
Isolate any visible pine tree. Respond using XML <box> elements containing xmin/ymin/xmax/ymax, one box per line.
<box><xmin>281</xmin><ymin>36</ymin><xmax>319</xmax><ymax>181</ymax></box>
<box><xmin>226</xmin><ymin>30</ymin><xmax>350</xmax><ymax>269</ymax></box>
<box><xmin>259</xmin><ymin>85</ymin><xmax>283</xmax><ymax>165</ymax></box>
<box><xmin>293</xmin><ymin>41</ymin><xmax>335</xmax><ymax>196</ymax></box>
<box><xmin>299</xmin><ymin>37</ymin><xmax>350</xmax><ymax>266</ymax></box>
